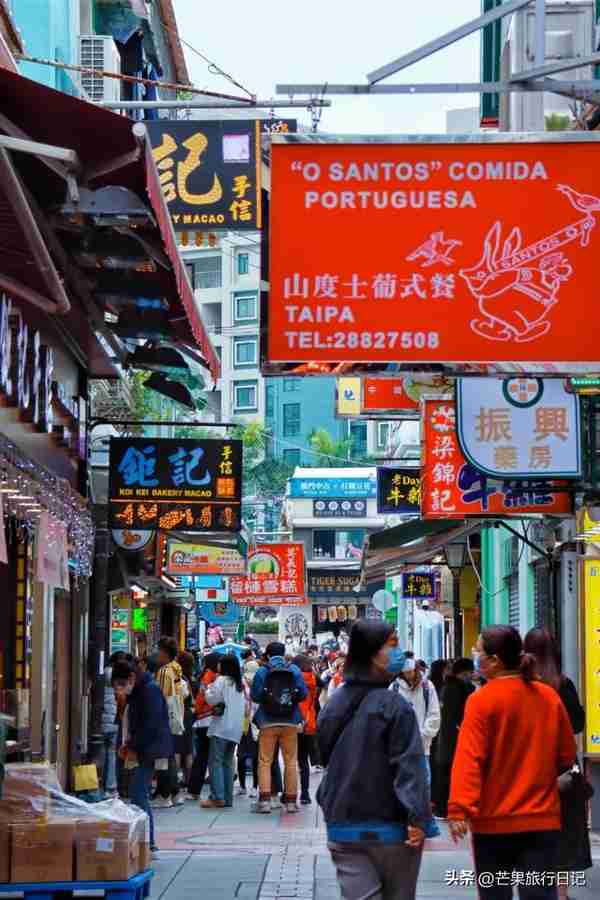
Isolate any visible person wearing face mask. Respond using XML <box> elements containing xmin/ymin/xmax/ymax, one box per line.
<box><xmin>317</xmin><ymin>622</ymin><xmax>429</xmax><ymax>900</ymax></box>
<box><xmin>111</xmin><ymin>658</ymin><xmax>173</xmax><ymax>853</ymax></box>
<box><xmin>448</xmin><ymin>627</ymin><xmax>577</xmax><ymax>900</ymax></box>
<box><xmin>390</xmin><ymin>655</ymin><xmax>441</xmax><ymax>839</ymax></box>
<box><xmin>434</xmin><ymin>657</ymin><xmax>475</xmax><ymax>819</ymax></box>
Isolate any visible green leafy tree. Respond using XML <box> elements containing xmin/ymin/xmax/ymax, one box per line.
<box><xmin>545</xmin><ymin>113</ymin><xmax>571</xmax><ymax>132</ymax></box>
<box><xmin>308</xmin><ymin>428</ymin><xmax>354</xmax><ymax>466</ymax></box>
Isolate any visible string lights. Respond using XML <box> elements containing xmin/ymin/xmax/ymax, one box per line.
<box><xmin>0</xmin><ymin>434</ymin><xmax>94</xmax><ymax>577</ymax></box>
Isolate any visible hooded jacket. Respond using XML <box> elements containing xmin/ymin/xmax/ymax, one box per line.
<box><xmin>390</xmin><ymin>675</ymin><xmax>441</xmax><ymax>756</ymax></box>
<box><xmin>299</xmin><ymin>671</ymin><xmax>318</xmax><ymax>735</ymax></box>
<box><xmin>250</xmin><ymin>656</ymin><xmax>308</xmax><ymax>728</ymax></box>
<box><xmin>127</xmin><ymin>671</ymin><xmax>174</xmax><ymax>762</ymax></box>
<box><xmin>317</xmin><ymin>680</ymin><xmax>430</xmax><ymax>837</ymax></box>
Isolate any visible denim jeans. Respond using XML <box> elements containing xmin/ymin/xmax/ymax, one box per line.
<box><xmin>102</xmin><ymin>731</ymin><xmax>118</xmax><ymax>793</ymax></box>
<box><xmin>423</xmin><ymin>756</ymin><xmax>440</xmax><ymax>839</ymax></box>
<box><xmin>129</xmin><ymin>761</ymin><xmax>155</xmax><ymax>847</ymax></box>
<box><xmin>209</xmin><ymin>737</ymin><xmax>235</xmax><ymax>806</ymax></box>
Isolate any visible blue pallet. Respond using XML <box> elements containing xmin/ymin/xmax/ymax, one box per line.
<box><xmin>0</xmin><ymin>868</ymin><xmax>153</xmax><ymax>900</ymax></box>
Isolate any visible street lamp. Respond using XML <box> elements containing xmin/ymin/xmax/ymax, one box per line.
<box><xmin>444</xmin><ymin>541</ymin><xmax>468</xmax><ymax>658</ymax></box>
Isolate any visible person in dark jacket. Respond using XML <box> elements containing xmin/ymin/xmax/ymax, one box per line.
<box><xmin>112</xmin><ymin>659</ymin><xmax>173</xmax><ymax>851</ymax></box>
<box><xmin>524</xmin><ymin>627</ymin><xmax>592</xmax><ymax>895</ymax></box>
<box><xmin>317</xmin><ymin>621</ymin><xmax>429</xmax><ymax>900</ymax></box>
<box><xmin>435</xmin><ymin>657</ymin><xmax>475</xmax><ymax>818</ymax></box>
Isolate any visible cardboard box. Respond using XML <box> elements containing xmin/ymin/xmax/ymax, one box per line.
<box><xmin>0</xmin><ymin>825</ymin><xmax>10</xmax><ymax>883</ymax></box>
<box><xmin>11</xmin><ymin>820</ymin><xmax>75</xmax><ymax>883</ymax></box>
<box><xmin>136</xmin><ymin>816</ymin><xmax>150</xmax><ymax>873</ymax></box>
<box><xmin>76</xmin><ymin>821</ymin><xmax>139</xmax><ymax>882</ymax></box>
<box><xmin>0</xmin><ymin>763</ymin><xmax>55</xmax><ymax>824</ymax></box>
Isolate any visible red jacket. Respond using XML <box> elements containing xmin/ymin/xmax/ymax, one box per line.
<box><xmin>449</xmin><ymin>676</ymin><xmax>576</xmax><ymax>834</ymax></box>
<box><xmin>299</xmin><ymin>671</ymin><xmax>318</xmax><ymax>735</ymax></box>
<box><xmin>194</xmin><ymin>669</ymin><xmax>217</xmax><ymax>721</ymax></box>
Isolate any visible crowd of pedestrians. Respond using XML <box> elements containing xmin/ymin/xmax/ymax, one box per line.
<box><xmin>102</xmin><ymin>623</ymin><xmax>593</xmax><ymax>899</ymax></box>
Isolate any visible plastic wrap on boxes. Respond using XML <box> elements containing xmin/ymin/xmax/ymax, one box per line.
<box><xmin>0</xmin><ymin>764</ymin><xmax>150</xmax><ymax>884</ymax></box>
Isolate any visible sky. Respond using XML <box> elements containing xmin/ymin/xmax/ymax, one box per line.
<box><xmin>172</xmin><ymin>0</ymin><xmax>483</xmax><ymax>134</ymax></box>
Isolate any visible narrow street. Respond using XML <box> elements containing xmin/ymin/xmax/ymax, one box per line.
<box><xmin>148</xmin><ymin>776</ymin><xmax>600</xmax><ymax>900</ymax></box>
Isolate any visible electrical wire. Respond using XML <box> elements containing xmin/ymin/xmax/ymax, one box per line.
<box><xmin>466</xmin><ymin>521</ymin><xmax>532</xmax><ymax>600</ymax></box>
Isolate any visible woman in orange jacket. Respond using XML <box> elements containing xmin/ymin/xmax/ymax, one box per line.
<box><xmin>187</xmin><ymin>653</ymin><xmax>220</xmax><ymax>800</ymax></box>
<box><xmin>294</xmin><ymin>655</ymin><xmax>320</xmax><ymax>805</ymax></box>
<box><xmin>448</xmin><ymin>626</ymin><xmax>576</xmax><ymax>899</ymax></box>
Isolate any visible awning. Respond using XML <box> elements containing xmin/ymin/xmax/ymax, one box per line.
<box><xmin>362</xmin><ymin>519</ymin><xmax>481</xmax><ymax>584</ymax></box>
<box><xmin>0</xmin><ymin>66</ymin><xmax>219</xmax><ymax>379</ymax></box>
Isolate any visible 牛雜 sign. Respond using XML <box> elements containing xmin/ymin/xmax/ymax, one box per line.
<box><xmin>456</xmin><ymin>378</ymin><xmax>581</xmax><ymax>478</ymax></box>
<box><xmin>377</xmin><ymin>468</ymin><xmax>421</xmax><ymax>514</ymax></box>
<box><xmin>108</xmin><ymin>438</ymin><xmax>242</xmax><ymax>533</ymax></box>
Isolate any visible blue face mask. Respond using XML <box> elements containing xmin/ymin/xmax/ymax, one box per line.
<box><xmin>386</xmin><ymin>648</ymin><xmax>407</xmax><ymax>675</ymax></box>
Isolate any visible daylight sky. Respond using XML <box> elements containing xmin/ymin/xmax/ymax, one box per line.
<box><xmin>172</xmin><ymin>0</ymin><xmax>483</xmax><ymax>133</ymax></box>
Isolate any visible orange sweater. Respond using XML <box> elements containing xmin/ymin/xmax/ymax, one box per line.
<box><xmin>448</xmin><ymin>676</ymin><xmax>576</xmax><ymax>834</ymax></box>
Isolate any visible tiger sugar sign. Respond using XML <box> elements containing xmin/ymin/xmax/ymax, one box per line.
<box><xmin>268</xmin><ymin>135</ymin><xmax>600</xmax><ymax>368</ymax></box>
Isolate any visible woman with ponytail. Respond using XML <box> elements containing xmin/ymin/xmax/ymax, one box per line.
<box><xmin>447</xmin><ymin>626</ymin><xmax>577</xmax><ymax>899</ymax></box>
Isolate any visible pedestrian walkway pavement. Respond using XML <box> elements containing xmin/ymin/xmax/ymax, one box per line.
<box><xmin>147</xmin><ymin>779</ymin><xmax>600</xmax><ymax>900</ymax></box>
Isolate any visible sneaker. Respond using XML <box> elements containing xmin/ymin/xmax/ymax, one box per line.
<box><xmin>151</xmin><ymin>797</ymin><xmax>173</xmax><ymax>809</ymax></box>
<box><xmin>270</xmin><ymin>797</ymin><xmax>280</xmax><ymax>810</ymax></box>
<box><xmin>300</xmin><ymin>794</ymin><xmax>311</xmax><ymax>805</ymax></box>
<box><xmin>236</xmin><ymin>787</ymin><xmax>247</xmax><ymax>796</ymax></box>
<box><xmin>200</xmin><ymin>798</ymin><xmax>225</xmax><ymax>809</ymax></box>
<box><xmin>285</xmin><ymin>802</ymin><xmax>299</xmax><ymax>814</ymax></box>
<box><xmin>248</xmin><ymin>788</ymin><xmax>258</xmax><ymax>799</ymax></box>
<box><xmin>172</xmin><ymin>794</ymin><xmax>185</xmax><ymax>806</ymax></box>
<box><xmin>251</xmin><ymin>800</ymin><xmax>271</xmax><ymax>814</ymax></box>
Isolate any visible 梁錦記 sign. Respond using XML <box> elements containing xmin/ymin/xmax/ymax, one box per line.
<box><xmin>147</xmin><ymin>120</ymin><xmax>261</xmax><ymax>231</ymax></box>
<box><xmin>108</xmin><ymin>438</ymin><xmax>242</xmax><ymax>533</ymax></box>
<box><xmin>457</xmin><ymin>377</ymin><xmax>581</xmax><ymax>478</ymax></box>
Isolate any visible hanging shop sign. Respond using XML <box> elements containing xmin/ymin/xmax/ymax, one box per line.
<box><xmin>336</xmin><ymin>377</ymin><xmax>362</xmax><ymax>416</ymax></box>
<box><xmin>307</xmin><ymin>568</ymin><xmax>369</xmax><ymax>602</ymax></box>
<box><xmin>456</xmin><ymin>377</ymin><xmax>581</xmax><ymax>478</ymax></box>
<box><xmin>230</xmin><ymin>543</ymin><xmax>306</xmax><ymax>605</ymax></box>
<box><xmin>262</xmin><ymin>118</ymin><xmax>298</xmax><ymax>136</ymax></box>
<box><xmin>110</xmin><ymin>595</ymin><xmax>130</xmax><ymax>654</ymax></box>
<box><xmin>185</xmin><ymin>605</ymin><xmax>200</xmax><ymax>650</ymax></box>
<box><xmin>290</xmin><ymin>475</ymin><xmax>376</xmax><ymax>499</ymax></box>
<box><xmin>401</xmin><ymin>572</ymin><xmax>436</xmax><ymax>600</ymax></box>
<box><xmin>267</xmin><ymin>135</ymin><xmax>600</xmax><ymax>370</ymax></box>
<box><xmin>313</xmin><ymin>498</ymin><xmax>367</xmax><ymax>519</ymax></box>
<box><xmin>363</xmin><ymin>375</ymin><xmax>453</xmax><ymax>414</ymax></box>
<box><xmin>165</xmin><ymin>541</ymin><xmax>246</xmax><ymax>576</ymax></box>
<box><xmin>279</xmin><ymin>605</ymin><xmax>312</xmax><ymax>645</ymax></box>
<box><xmin>568</xmin><ymin>376</ymin><xmax>600</xmax><ymax>395</ymax></box>
<box><xmin>35</xmin><ymin>512</ymin><xmax>69</xmax><ymax>590</ymax></box>
<box><xmin>108</xmin><ymin>437</ymin><xmax>242</xmax><ymax>533</ymax></box>
<box><xmin>377</xmin><ymin>468</ymin><xmax>421</xmax><ymax>515</ymax></box>
<box><xmin>197</xmin><ymin>600</ymin><xmax>242</xmax><ymax>624</ymax></box>
<box><xmin>583</xmin><ymin>560</ymin><xmax>600</xmax><ymax>755</ymax></box>
<box><xmin>422</xmin><ymin>400</ymin><xmax>571</xmax><ymax>518</ymax></box>
<box><xmin>147</xmin><ymin>120</ymin><xmax>261</xmax><ymax>230</ymax></box>
<box><xmin>111</xmin><ymin>529</ymin><xmax>155</xmax><ymax>552</ymax></box>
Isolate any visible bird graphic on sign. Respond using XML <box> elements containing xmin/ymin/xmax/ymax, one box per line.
<box><xmin>406</xmin><ymin>231</ymin><xmax>462</xmax><ymax>268</ymax></box>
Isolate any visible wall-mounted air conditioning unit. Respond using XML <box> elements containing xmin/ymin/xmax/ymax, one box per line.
<box><xmin>78</xmin><ymin>35</ymin><xmax>121</xmax><ymax>104</ymax></box>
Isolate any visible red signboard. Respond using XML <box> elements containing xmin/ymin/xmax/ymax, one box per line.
<box><xmin>421</xmin><ymin>400</ymin><xmax>571</xmax><ymax>518</ymax></box>
<box><xmin>363</xmin><ymin>378</ymin><xmax>419</xmax><ymax>412</ymax></box>
<box><xmin>268</xmin><ymin>137</ymin><xmax>600</xmax><ymax>369</ymax></box>
<box><xmin>230</xmin><ymin>543</ymin><xmax>306</xmax><ymax>605</ymax></box>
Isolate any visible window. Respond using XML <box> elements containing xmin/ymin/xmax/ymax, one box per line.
<box><xmin>349</xmin><ymin>420</ymin><xmax>367</xmax><ymax>458</ymax></box>
<box><xmin>234</xmin><ymin>337</ymin><xmax>257</xmax><ymax>367</ymax></box>
<box><xmin>238</xmin><ymin>253</ymin><xmax>249</xmax><ymax>275</ymax></box>
<box><xmin>186</xmin><ymin>256</ymin><xmax>222</xmax><ymax>290</ymax></box>
<box><xmin>313</xmin><ymin>529</ymin><xmax>365</xmax><ymax>560</ymax></box>
<box><xmin>283</xmin><ymin>403</ymin><xmax>301</xmax><ymax>437</ymax></box>
<box><xmin>234</xmin><ymin>381</ymin><xmax>257</xmax><ymax>411</ymax></box>
<box><xmin>265</xmin><ymin>384</ymin><xmax>275</xmax><ymax>418</ymax></box>
<box><xmin>283</xmin><ymin>449</ymin><xmax>301</xmax><ymax>467</ymax></box>
<box><xmin>377</xmin><ymin>422</ymin><xmax>390</xmax><ymax>449</ymax></box>
<box><xmin>283</xmin><ymin>378</ymin><xmax>300</xmax><ymax>392</ymax></box>
<box><xmin>234</xmin><ymin>293</ymin><xmax>257</xmax><ymax>322</ymax></box>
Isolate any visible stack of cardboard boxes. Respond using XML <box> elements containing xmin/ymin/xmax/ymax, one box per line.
<box><xmin>0</xmin><ymin>764</ymin><xmax>150</xmax><ymax>884</ymax></box>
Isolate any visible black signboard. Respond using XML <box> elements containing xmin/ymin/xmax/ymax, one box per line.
<box><xmin>308</xmin><ymin>568</ymin><xmax>368</xmax><ymax>601</ymax></box>
<box><xmin>401</xmin><ymin>572</ymin><xmax>436</xmax><ymax>600</ymax></box>
<box><xmin>147</xmin><ymin>120</ymin><xmax>261</xmax><ymax>231</ymax></box>
<box><xmin>377</xmin><ymin>467</ymin><xmax>421</xmax><ymax>515</ymax></box>
<box><xmin>108</xmin><ymin>438</ymin><xmax>242</xmax><ymax>533</ymax></box>
<box><xmin>313</xmin><ymin>498</ymin><xmax>367</xmax><ymax>519</ymax></box>
<box><xmin>261</xmin><ymin>118</ymin><xmax>298</xmax><ymax>136</ymax></box>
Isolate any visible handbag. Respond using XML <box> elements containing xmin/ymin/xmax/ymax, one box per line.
<box><xmin>558</xmin><ymin>760</ymin><xmax>594</xmax><ymax>800</ymax></box>
<box><xmin>167</xmin><ymin>694</ymin><xmax>184</xmax><ymax>735</ymax></box>
<box><xmin>73</xmin><ymin>763</ymin><xmax>99</xmax><ymax>792</ymax></box>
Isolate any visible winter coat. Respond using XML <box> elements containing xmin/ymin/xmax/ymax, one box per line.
<box><xmin>250</xmin><ymin>656</ymin><xmax>308</xmax><ymax>728</ymax></box>
<box><xmin>390</xmin><ymin>675</ymin><xmax>441</xmax><ymax>756</ymax></box>
<box><xmin>101</xmin><ymin>666</ymin><xmax>118</xmax><ymax>735</ymax></box>
<box><xmin>436</xmin><ymin>675</ymin><xmax>475</xmax><ymax>768</ymax></box>
<box><xmin>205</xmin><ymin>676</ymin><xmax>246</xmax><ymax>744</ymax></box>
<box><xmin>317</xmin><ymin>679</ymin><xmax>430</xmax><ymax>834</ymax></box>
<box><xmin>299</xmin><ymin>671</ymin><xmax>318</xmax><ymax>735</ymax></box>
<box><xmin>127</xmin><ymin>671</ymin><xmax>174</xmax><ymax>762</ymax></box>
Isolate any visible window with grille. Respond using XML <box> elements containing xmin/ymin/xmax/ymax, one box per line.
<box><xmin>187</xmin><ymin>256</ymin><xmax>222</xmax><ymax>289</ymax></box>
<box><xmin>505</xmin><ymin>537</ymin><xmax>520</xmax><ymax>628</ymax></box>
<box><xmin>283</xmin><ymin>403</ymin><xmax>301</xmax><ymax>437</ymax></box>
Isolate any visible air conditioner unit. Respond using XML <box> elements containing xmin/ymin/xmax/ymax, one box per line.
<box><xmin>78</xmin><ymin>35</ymin><xmax>121</xmax><ymax>104</ymax></box>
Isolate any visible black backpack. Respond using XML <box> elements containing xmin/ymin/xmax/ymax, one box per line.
<box><xmin>261</xmin><ymin>666</ymin><xmax>301</xmax><ymax>719</ymax></box>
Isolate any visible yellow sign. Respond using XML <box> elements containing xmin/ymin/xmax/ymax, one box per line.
<box><xmin>584</xmin><ymin>560</ymin><xmax>600</xmax><ymax>755</ymax></box>
<box><xmin>337</xmin><ymin>378</ymin><xmax>361</xmax><ymax>416</ymax></box>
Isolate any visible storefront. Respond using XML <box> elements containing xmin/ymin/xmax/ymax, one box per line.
<box><xmin>308</xmin><ymin>568</ymin><xmax>375</xmax><ymax>637</ymax></box>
